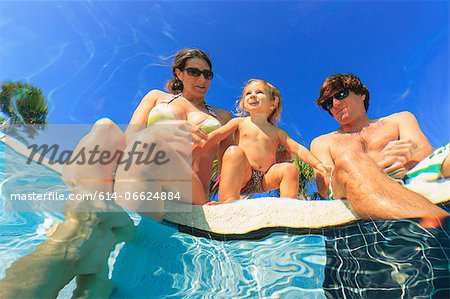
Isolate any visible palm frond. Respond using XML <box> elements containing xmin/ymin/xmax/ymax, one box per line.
<box><xmin>292</xmin><ymin>155</ymin><xmax>315</xmax><ymax>199</ymax></box>
<box><xmin>209</xmin><ymin>158</ymin><xmax>219</xmax><ymax>196</ymax></box>
<box><xmin>0</xmin><ymin>81</ymin><xmax>49</xmax><ymax>143</ymax></box>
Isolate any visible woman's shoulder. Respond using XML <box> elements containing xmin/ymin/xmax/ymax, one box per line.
<box><xmin>211</xmin><ymin>107</ymin><xmax>232</xmax><ymax>124</ymax></box>
<box><xmin>144</xmin><ymin>89</ymin><xmax>171</xmax><ymax>101</ymax></box>
<box><xmin>142</xmin><ymin>90</ymin><xmax>183</xmax><ymax>107</ymax></box>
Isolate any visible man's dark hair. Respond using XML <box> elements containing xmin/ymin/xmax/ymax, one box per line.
<box><xmin>316</xmin><ymin>73</ymin><xmax>370</xmax><ymax>115</ymax></box>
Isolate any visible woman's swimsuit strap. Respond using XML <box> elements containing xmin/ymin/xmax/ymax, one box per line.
<box><xmin>204</xmin><ymin>102</ymin><xmax>218</xmax><ymax>120</ymax></box>
<box><xmin>167</xmin><ymin>93</ymin><xmax>182</xmax><ymax>104</ymax></box>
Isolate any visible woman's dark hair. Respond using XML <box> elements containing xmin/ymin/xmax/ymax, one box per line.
<box><xmin>165</xmin><ymin>49</ymin><xmax>212</xmax><ymax>94</ymax></box>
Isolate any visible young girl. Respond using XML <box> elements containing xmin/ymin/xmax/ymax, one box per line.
<box><xmin>200</xmin><ymin>79</ymin><xmax>331</xmax><ymax>203</ymax></box>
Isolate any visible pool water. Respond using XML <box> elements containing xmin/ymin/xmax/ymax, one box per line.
<box><xmin>1</xmin><ymin>142</ymin><xmax>449</xmax><ymax>298</ymax></box>
<box><xmin>112</xmin><ymin>216</ymin><xmax>327</xmax><ymax>298</ymax></box>
<box><xmin>322</xmin><ymin>218</ymin><xmax>450</xmax><ymax>298</ymax></box>
<box><xmin>110</xmin><ymin>215</ymin><xmax>450</xmax><ymax>298</ymax></box>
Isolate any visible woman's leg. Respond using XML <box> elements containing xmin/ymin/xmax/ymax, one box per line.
<box><xmin>60</xmin><ymin>119</ymin><xmax>133</xmax><ymax>296</ymax></box>
<box><xmin>114</xmin><ymin>125</ymin><xmax>209</xmax><ymax>218</ymax></box>
<box><xmin>262</xmin><ymin>163</ymin><xmax>299</xmax><ymax>198</ymax></box>
<box><xmin>1</xmin><ymin>118</ymin><xmax>133</xmax><ymax>298</ymax></box>
<box><xmin>62</xmin><ymin>118</ymin><xmax>126</xmax><ymax>198</ymax></box>
<box><xmin>218</xmin><ymin>146</ymin><xmax>253</xmax><ymax>203</ymax></box>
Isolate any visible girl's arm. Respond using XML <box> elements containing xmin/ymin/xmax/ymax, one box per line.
<box><xmin>215</xmin><ymin>110</ymin><xmax>234</xmax><ymax>174</ymax></box>
<box><xmin>279</xmin><ymin>130</ymin><xmax>332</xmax><ymax>174</ymax></box>
<box><xmin>310</xmin><ymin>136</ymin><xmax>334</xmax><ymax>198</ymax></box>
<box><xmin>198</xmin><ymin>118</ymin><xmax>242</xmax><ymax>151</ymax></box>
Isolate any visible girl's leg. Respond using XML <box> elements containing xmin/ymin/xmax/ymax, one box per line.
<box><xmin>262</xmin><ymin>162</ymin><xmax>299</xmax><ymax>198</ymax></box>
<box><xmin>218</xmin><ymin>146</ymin><xmax>253</xmax><ymax>203</ymax></box>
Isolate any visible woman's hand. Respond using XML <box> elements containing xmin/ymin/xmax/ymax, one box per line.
<box><xmin>190</xmin><ymin>124</ymin><xmax>208</xmax><ymax>147</ymax></box>
<box><xmin>146</xmin><ymin>120</ymin><xmax>208</xmax><ymax>154</ymax></box>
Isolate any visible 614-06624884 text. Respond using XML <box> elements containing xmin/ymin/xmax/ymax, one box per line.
<box><xmin>96</xmin><ymin>191</ymin><xmax>181</xmax><ymax>201</ymax></box>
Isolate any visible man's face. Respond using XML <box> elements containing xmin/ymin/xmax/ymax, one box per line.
<box><xmin>328</xmin><ymin>90</ymin><xmax>366</xmax><ymax>125</ymax></box>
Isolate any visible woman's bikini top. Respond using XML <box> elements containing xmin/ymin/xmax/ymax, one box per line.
<box><xmin>147</xmin><ymin>93</ymin><xmax>221</xmax><ymax>134</ymax></box>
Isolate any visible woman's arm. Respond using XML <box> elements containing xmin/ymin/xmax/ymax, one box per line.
<box><xmin>124</xmin><ymin>90</ymin><xmax>163</xmax><ymax>142</ymax></box>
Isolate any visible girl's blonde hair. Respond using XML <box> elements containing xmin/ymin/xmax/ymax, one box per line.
<box><xmin>236</xmin><ymin>79</ymin><xmax>282</xmax><ymax>125</ymax></box>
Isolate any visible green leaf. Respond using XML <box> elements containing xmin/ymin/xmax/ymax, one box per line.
<box><xmin>0</xmin><ymin>81</ymin><xmax>49</xmax><ymax>143</ymax></box>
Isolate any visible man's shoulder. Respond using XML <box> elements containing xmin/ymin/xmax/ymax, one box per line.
<box><xmin>311</xmin><ymin>131</ymin><xmax>340</xmax><ymax>147</ymax></box>
<box><xmin>381</xmin><ymin>111</ymin><xmax>416</xmax><ymax>122</ymax></box>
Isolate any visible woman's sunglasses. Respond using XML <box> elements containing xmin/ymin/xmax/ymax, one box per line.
<box><xmin>185</xmin><ymin>67</ymin><xmax>214</xmax><ymax>80</ymax></box>
<box><xmin>321</xmin><ymin>89</ymin><xmax>350</xmax><ymax>110</ymax></box>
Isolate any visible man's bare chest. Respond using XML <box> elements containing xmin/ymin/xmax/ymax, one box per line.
<box><xmin>331</xmin><ymin>121</ymin><xmax>400</xmax><ymax>155</ymax></box>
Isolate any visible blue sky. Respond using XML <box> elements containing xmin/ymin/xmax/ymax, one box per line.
<box><xmin>0</xmin><ymin>1</ymin><xmax>448</xmax><ymax>147</ymax></box>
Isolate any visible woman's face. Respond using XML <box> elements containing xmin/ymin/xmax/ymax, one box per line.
<box><xmin>175</xmin><ymin>58</ymin><xmax>212</xmax><ymax>100</ymax></box>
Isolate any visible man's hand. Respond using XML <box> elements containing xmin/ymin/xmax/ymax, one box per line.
<box><xmin>374</xmin><ymin>139</ymin><xmax>417</xmax><ymax>178</ymax></box>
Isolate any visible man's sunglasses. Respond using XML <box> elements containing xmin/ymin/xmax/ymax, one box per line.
<box><xmin>321</xmin><ymin>89</ymin><xmax>350</xmax><ymax>110</ymax></box>
<box><xmin>185</xmin><ymin>67</ymin><xmax>214</xmax><ymax>80</ymax></box>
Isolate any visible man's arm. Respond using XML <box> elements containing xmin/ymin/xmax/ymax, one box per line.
<box><xmin>374</xmin><ymin>112</ymin><xmax>434</xmax><ymax>177</ymax></box>
<box><xmin>395</xmin><ymin>111</ymin><xmax>434</xmax><ymax>167</ymax></box>
<box><xmin>310</xmin><ymin>136</ymin><xmax>334</xmax><ymax>198</ymax></box>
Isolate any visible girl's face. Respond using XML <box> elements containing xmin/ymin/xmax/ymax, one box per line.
<box><xmin>242</xmin><ymin>81</ymin><xmax>275</xmax><ymax>114</ymax></box>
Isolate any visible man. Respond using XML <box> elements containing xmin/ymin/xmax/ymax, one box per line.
<box><xmin>311</xmin><ymin>73</ymin><xmax>449</xmax><ymax>227</ymax></box>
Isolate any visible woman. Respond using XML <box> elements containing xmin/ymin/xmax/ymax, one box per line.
<box><xmin>120</xmin><ymin>48</ymin><xmax>231</xmax><ymax>206</ymax></box>
<box><xmin>62</xmin><ymin>49</ymin><xmax>231</xmax><ymax>214</ymax></box>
